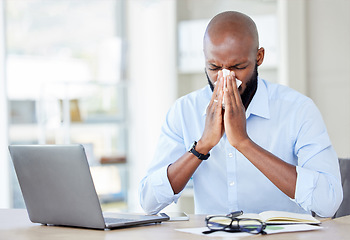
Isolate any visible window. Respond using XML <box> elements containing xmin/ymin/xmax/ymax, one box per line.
<box><xmin>6</xmin><ymin>0</ymin><xmax>127</xmax><ymax>209</ymax></box>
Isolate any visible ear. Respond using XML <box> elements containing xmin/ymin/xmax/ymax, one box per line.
<box><xmin>256</xmin><ymin>47</ymin><xmax>265</xmax><ymax>66</ymax></box>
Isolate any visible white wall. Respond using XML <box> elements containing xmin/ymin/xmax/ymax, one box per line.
<box><xmin>278</xmin><ymin>0</ymin><xmax>350</xmax><ymax>157</ymax></box>
<box><xmin>126</xmin><ymin>0</ymin><xmax>177</xmax><ymax>212</ymax></box>
<box><xmin>279</xmin><ymin>0</ymin><xmax>350</xmax><ymax>157</ymax></box>
<box><xmin>278</xmin><ymin>0</ymin><xmax>307</xmax><ymax>92</ymax></box>
<box><xmin>0</xmin><ymin>0</ymin><xmax>10</xmax><ymax>208</ymax></box>
<box><xmin>305</xmin><ymin>0</ymin><xmax>350</xmax><ymax>157</ymax></box>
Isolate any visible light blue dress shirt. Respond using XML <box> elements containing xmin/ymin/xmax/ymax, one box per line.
<box><xmin>139</xmin><ymin>78</ymin><xmax>343</xmax><ymax>217</ymax></box>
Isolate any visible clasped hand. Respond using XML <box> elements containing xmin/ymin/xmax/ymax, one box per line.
<box><xmin>200</xmin><ymin>71</ymin><xmax>249</xmax><ymax>151</ymax></box>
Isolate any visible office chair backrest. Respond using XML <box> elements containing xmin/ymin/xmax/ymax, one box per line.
<box><xmin>333</xmin><ymin>158</ymin><xmax>350</xmax><ymax>218</ymax></box>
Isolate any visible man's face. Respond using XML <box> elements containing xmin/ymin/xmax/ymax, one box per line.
<box><xmin>206</xmin><ymin>63</ymin><xmax>258</xmax><ymax>108</ymax></box>
<box><xmin>204</xmin><ymin>35</ymin><xmax>263</xmax><ymax>107</ymax></box>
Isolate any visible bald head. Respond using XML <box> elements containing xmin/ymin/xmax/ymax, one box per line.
<box><xmin>203</xmin><ymin>11</ymin><xmax>264</xmax><ymax>108</ymax></box>
<box><xmin>204</xmin><ymin>11</ymin><xmax>259</xmax><ymax>51</ymax></box>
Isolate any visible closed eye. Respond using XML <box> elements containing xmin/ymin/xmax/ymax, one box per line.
<box><xmin>229</xmin><ymin>63</ymin><xmax>249</xmax><ymax>71</ymax></box>
<box><xmin>235</xmin><ymin>66</ymin><xmax>247</xmax><ymax>70</ymax></box>
<box><xmin>207</xmin><ymin>63</ymin><xmax>221</xmax><ymax>71</ymax></box>
<box><xmin>208</xmin><ymin>67</ymin><xmax>220</xmax><ymax>71</ymax></box>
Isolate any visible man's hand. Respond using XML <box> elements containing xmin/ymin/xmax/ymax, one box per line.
<box><xmin>197</xmin><ymin>71</ymin><xmax>225</xmax><ymax>153</ymax></box>
<box><xmin>223</xmin><ymin>71</ymin><xmax>250</xmax><ymax>149</ymax></box>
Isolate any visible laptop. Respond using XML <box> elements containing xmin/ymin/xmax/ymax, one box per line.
<box><xmin>8</xmin><ymin>144</ymin><xmax>169</xmax><ymax>230</ymax></box>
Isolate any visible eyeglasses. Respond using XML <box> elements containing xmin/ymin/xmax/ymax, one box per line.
<box><xmin>203</xmin><ymin>211</ymin><xmax>266</xmax><ymax>235</ymax></box>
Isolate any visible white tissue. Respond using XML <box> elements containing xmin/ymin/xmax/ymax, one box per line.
<box><xmin>214</xmin><ymin>69</ymin><xmax>242</xmax><ymax>88</ymax></box>
<box><xmin>222</xmin><ymin>69</ymin><xmax>242</xmax><ymax>87</ymax></box>
<box><xmin>215</xmin><ymin>69</ymin><xmax>242</xmax><ymax>109</ymax></box>
<box><xmin>222</xmin><ymin>68</ymin><xmax>230</xmax><ymax>78</ymax></box>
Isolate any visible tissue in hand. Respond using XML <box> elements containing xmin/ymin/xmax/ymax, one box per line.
<box><xmin>214</xmin><ymin>69</ymin><xmax>242</xmax><ymax>88</ymax></box>
<box><xmin>222</xmin><ymin>69</ymin><xmax>242</xmax><ymax>88</ymax></box>
<box><xmin>216</xmin><ymin>69</ymin><xmax>242</xmax><ymax>109</ymax></box>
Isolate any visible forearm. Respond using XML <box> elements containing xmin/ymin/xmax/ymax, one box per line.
<box><xmin>167</xmin><ymin>140</ymin><xmax>209</xmax><ymax>194</ymax></box>
<box><xmin>237</xmin><ymin>138</ymin><xmax>297</xmax><ymax>199</ymax></box>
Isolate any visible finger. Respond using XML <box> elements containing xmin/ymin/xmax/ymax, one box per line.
<box><xmin>212</xmin><ymin>71</ymin><xmax>224</xmax><ymax>102</ymax></box>
<box><xmin>229</xmin><ymin>71</ymin><xmax>243</xmax><ymax>105</ymax></box>
<box><xmin>211</xmin><ymin>72</ymin><xmax>224</xmax><ymax>114</ymax></box>
<box><xmin>224</xmin><ymin>71</ymin><xmax>235</xmax><ymax>108</ymax></box>
<box><xmin>216</xmin><ymin>70</ymin><xmax>224</xmax><ymax>98</ymax></box>
<box><xmin>212</xmin><ymin>75</ymin><xmax>224</xmax><ymax>113</ymax></box>
<box><xmin>208</xmin><ymin>76</ymin><xmax>221</xmax><ymax>108</ymax></box>
<box><xmin>231</xmin><ymin>71</ymin><xmax>237</xmax><ymax>89</ymax></box>
<box><xmin>216</xmin><ymin>70</ymin><xmax>224</xmax><ymax>87</ymax></box>
<box><xmin>217</xmin><ymin>69</ymin><xmax>223</xmax><ymax>82</ymax></box>
<box><xmin>233</xmin><ymin>79</ymin><xmax>243</xmax><ymax>105</ymax></box>
<box><xmin>216</xmin><ymin>79</ymin><xmax>224</xmax><ymax>109</ymax></box>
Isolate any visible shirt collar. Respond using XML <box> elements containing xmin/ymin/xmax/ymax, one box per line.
<box><xmin>202</xmin><ymin>77</ymin><xmax>270</xmax><ymax>120</ymax></box>
<box><xmin>246</xmin><ymin>77</ymin><xmax>270</xmax><ymax>119</ymax></box>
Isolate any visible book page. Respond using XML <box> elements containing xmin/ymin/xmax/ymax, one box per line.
<box><xmin>237</xmin><ymin>213</ymin><xmax>263</xmax><ymax>221</ymax></box>
<box><xmin>259</xmin><ymin>211</ymin><xmax>320</xmax><ymax>224</ymax></box>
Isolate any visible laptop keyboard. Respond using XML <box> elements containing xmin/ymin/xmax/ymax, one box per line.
<box><xmin>104</xmin><ymin>217</ymin><xmax>137</xmax><ymax>224</ymax></box>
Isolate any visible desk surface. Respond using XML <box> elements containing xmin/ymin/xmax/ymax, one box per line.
<box><xmin>1</xmin><ymin>208</ymin><xmax>350</xmax><ymax>240</ymax></box>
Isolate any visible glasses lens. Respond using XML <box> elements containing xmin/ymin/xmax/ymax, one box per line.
<box><xmin>238</xmin><ymin>219</ymin><xmax>264</xmax><ymax>234</ymax></box>
<box><xmin>207</xmin><ymin>216</ymin><xmax>232</xmax><ymax>230</ymax></box>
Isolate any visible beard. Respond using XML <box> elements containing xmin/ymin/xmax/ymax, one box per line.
<box><xmin>206</xmin><ymin>63</ymin><xmax>258</xmax><ymax>108</ymax></box>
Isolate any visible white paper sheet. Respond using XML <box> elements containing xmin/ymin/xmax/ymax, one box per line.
<box><xmin>176</xmin><ymin>224</ymin><xmax>322</xmax><ymax>238</ymax></box>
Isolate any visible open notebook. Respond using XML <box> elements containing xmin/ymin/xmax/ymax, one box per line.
<box><xmin>237</xmin><ymin>210</ymin><xmax>321</xmax><ymax>225</ymax></box>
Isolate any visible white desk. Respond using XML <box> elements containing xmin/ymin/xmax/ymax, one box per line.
<box><xmin>1</xmin><ymin>209</ymin><xmax>350</xmax><ymax>240</ymax></box>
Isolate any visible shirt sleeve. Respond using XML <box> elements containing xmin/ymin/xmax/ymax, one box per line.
<box><xmin>139</xmin><ymin>165</ymin><xmax>182</xmax><ymax>215</ymax></box>
<box><xmin>139</xmin><ymin>101</ymin><xmax>186</xmax><ymax>215</ymax></box>
<box><xmin>293</xmin><ymin>99</ymin><xmax>343</xmax><ymax>217</ymax></box>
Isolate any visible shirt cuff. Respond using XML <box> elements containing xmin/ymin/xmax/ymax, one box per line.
<box><xmin>150</xmin><ymin>164</ymin><xmax>181</xmax><ymax>204</ymax></box>
<box><xmin>292</xmin><ymin>166</ymin><xmax>319</xmax><ymax>211</ymax></box>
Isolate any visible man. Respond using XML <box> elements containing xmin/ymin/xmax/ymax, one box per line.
<box><xmin>139</xmin><ymin>11</ymin><xmax>343</xmax><ymax>217</ymax></box>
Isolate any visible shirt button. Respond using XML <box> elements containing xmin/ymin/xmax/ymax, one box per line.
<box><xmin>228</xmin><ymin>153</ymin><xmax>233</xmax><ymax>157</ymax></box>
<box><xmin>229</xmin><ymin>181</ymin><xmax>235</xmax><ymax>186</ymax></box>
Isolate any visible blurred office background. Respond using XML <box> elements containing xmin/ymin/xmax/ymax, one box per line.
<box><xmin>0</xmin><ymin>0</ymin><xmax>349</xmax><ymax>214</ymax></box>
